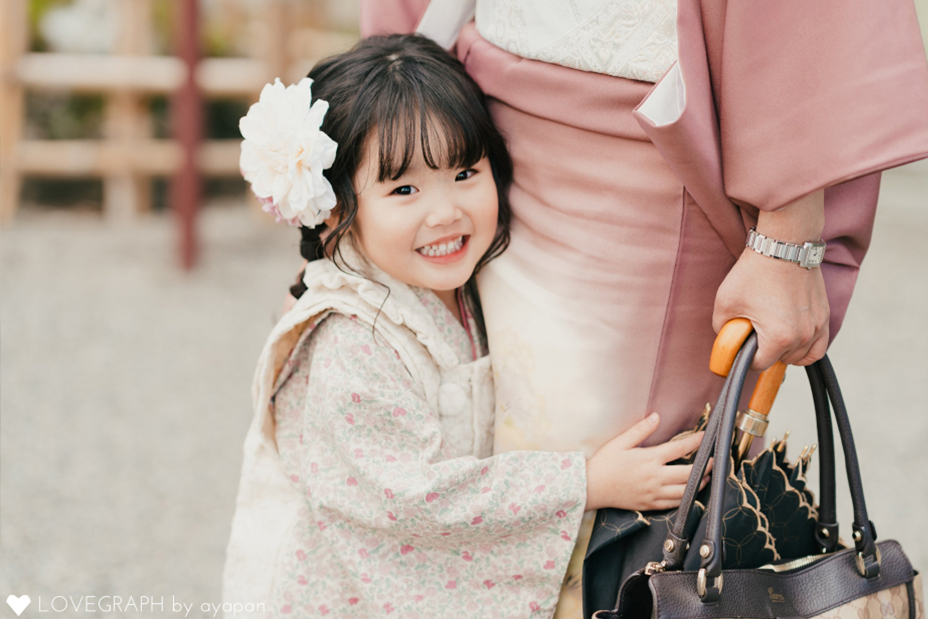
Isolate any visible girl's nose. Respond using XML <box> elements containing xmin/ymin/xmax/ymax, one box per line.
<box><xmin>425</xmin><ymin>195</ymin><xmax>462</xmax><ymax>228</ymax></box>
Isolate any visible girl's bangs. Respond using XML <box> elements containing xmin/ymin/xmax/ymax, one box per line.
<box><xmin>372</xmin><ymin>80</ymin><xmax>488</xmax><ymax>182</ymax></box>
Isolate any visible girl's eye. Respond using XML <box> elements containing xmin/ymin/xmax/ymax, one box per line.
<box><xmin>391</xmin><ymin>185</ymin><xmax>417</xmax><ymax>196</ymax></box>
<box><xmin>455</xmin><ymin>169</ymin><xmax>477</xmax><ymax>181</ymax></box>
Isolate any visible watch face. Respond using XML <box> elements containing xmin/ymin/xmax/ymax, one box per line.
<box><xmin>808</xmin><ymin>245</ymin><xmax>825</xmax><ymax>264</ymax></box>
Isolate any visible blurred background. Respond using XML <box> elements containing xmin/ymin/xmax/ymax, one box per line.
<box><xmin>1</xmin><ymin>0</ymin><xmax>926</xmax><ymax>615</ymax></box>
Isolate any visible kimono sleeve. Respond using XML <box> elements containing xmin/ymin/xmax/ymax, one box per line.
<box><xmin>705</xmin><ymin>0</ymin><xmax>928</xmax><ymax>212</ymax></box>
<box><xmin>298</xmin><ymin>314</ymin><xmax>587</xmax><ymax>600</ymax></box>
<box><xmin>651</xmin><ymin>0</ymin><xmax>928</xmax><ymax>337</ymax></box>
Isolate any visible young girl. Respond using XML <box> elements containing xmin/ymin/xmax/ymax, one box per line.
<box><xmin>224</xmin><ymin>34</ymin><xmax>705</xmax><ymax>618</ymax></box>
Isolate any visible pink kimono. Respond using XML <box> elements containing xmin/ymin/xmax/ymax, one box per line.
<box><xmin>361</xmin><ymin>1</ymin><xmax>928</xmax><ymax>615</ymax></box>
<box><xmin>360</xmin><ymin>0</ymin><xmax>928</xmax><ymax>428</ymax></box>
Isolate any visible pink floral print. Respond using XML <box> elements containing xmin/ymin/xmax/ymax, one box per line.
<box><xmin>268</xmin><ymin>288</ymin><xmax>586</xmax><ymax>618</ymax></box>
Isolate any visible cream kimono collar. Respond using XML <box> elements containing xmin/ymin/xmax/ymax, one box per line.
<box><xmin>252</xmin><ymin>241</ymin><xmax>495</xmax><ymax>462</ymax></box>
<box><xmin>254</xmin><ymin>244</ymin><xmax>465</xmax><ymax>412</ymax></box>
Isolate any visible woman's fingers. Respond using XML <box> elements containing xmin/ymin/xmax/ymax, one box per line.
<box><xmin>789</xmin><ymin>327</ymin><xmax>830</xmax><ymax>367</ymax></box>
<box><xmin>613</xmin><ymin>412</ymin><xmax>662</xmax><ymax>450</ymax></box>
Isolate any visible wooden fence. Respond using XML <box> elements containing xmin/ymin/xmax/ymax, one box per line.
<box><xmin>0</xmin><ymin>0</ymin><xmax>355</xmax><ymax>264</ymax></box>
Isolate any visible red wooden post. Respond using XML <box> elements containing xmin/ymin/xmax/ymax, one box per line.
<box><xmin>172</xmin><ymin>0</ymin><xmax>201</xmax><ymax>269</ymax></box>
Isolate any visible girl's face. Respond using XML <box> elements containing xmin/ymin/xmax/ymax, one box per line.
<box><xmin>350</xmin><ymin>137</ymin><xmax>499</xmax><ymax>294</ymax></box>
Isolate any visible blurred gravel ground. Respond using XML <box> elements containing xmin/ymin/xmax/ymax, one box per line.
<box><xmin>0</xmin><ymin>168</ymin><xmax>926</xmax><ymax>616</ymax></box>
<box><xmin>1</xmin><ymin>203</ymin><xmax>302</xmax><ymax>614</ymax></box>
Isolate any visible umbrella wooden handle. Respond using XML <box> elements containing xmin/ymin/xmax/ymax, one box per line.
<box><xmin>748</xmin><ymin>361</ymin><xmax>787</xmax><ymax>416</ymax></box>
<box><xmin>710</xmin><ymin>318</ymin><xmax>754</xmax><ymax>377</ymax></box>
<box><xmin>736</xmin><ymin>360</ymin><xmax>787</xmax><ymax>459</ymax></box>
<box><xmin>710</xmin><ymin>328</ymin><xmax>788</xmax><ymax>508</ymax></box>
<box><xmin>710</xmin><ymin>318</ymin><xmax>787</xmax><ymax>415</ymax></box>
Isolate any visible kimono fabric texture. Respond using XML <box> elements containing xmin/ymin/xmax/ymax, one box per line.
<box><xmin>362</xmin><ymin>1</ymin><xmax>928</xmax><ymax>612</ymax></box>
<box><xmin>466</xmin><ymin>34</ymin><xmax>734</xmax><ymax>617</ymax></box>
<box><xmin>222</xmin><ymin>247</ymin><xmax>589</xmax><ymax>619</ymax></box>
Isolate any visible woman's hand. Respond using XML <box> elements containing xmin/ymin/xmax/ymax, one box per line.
<box><xmin>714</xmin><ymin>249</ymin><xmax>829</xmax><ymax>370</ymax></box>
<box><xmin>713</xmin><ymin>189</ymin><xmax>829</xmax><ymax>371</ymax></box>
<box><xmin>585</xmin><ymin>413</ymin><xmax>710</xmax><ymax>512</ymax></box>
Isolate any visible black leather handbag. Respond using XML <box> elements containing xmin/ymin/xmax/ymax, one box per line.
<box><xmin>584</xmin><ymin>384</ymin><xmax>824</xmax><ymax>617</ymax></box>
<box><xmin>588</xmin><ymin>333</ymin><xmax>924</xmax><ymax>619</ymax></box>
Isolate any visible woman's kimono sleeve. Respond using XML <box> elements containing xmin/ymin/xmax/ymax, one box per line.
<box><xmin>711</xmin><ymin>0</ymin><xmax>928</xmax><ymax>336</ymax></box>
<box><xmin>298</xmin><ymin>314</ymin><xmax>587</xmax><ymax>612</ymax></box>
<box><xmin>703</xmin><ymin>0</ymin><xmax>928</xmax><ymax>212</ymax></box>
<box><xmin>638</xmin><ymin>0</ymin><xmax>928</xmax><ymax>337</ymax></box>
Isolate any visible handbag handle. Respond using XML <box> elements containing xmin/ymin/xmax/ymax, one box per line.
<box><xmin>694</xmin><ymin>338</ymin><xmax>881</xmax><ymax>603</ymax></box>
<box><xmin>815</xmin><ymin>358</ymin><xmax>880</xmax><ymax>564</ymax></box>
<box><xmin>660</xmin><ymin>333</ymin><xmax>841</xmax><ymax>569</ymax></box>
<box><xmin>807</xmin><ymin>363</ymin><xmax>839</xmax><ymax>553</ymax></box>
<box><xmin>707</xmin><ymin>320</ymin><xmax>839</xmax><ymax>536</ymax></box>
<box><xmin>712</xmin><ymin>320</ymin><xmax>840</xmax><ymax>548</ymax></box>
<box><xmin>710</xmin><ymin>318</ymin><xmax>790</xmax><ymax>460</ymax></box>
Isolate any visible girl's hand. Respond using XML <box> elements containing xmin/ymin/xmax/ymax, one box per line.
<box><xmin>585</xmin><ymin>413</ymin><xmax>711</xmax><ymax>512</ymax></box>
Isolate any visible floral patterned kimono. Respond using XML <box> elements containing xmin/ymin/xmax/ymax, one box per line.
<box><xmin>223</xmin><ymin>247</ymin><xmax>588</xmax><ymax>618</ymax></box>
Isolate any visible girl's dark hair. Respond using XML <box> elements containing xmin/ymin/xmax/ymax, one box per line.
<box><xmin>290</xmin><ymin>34</ymin><xmax>513</xmax><ymax>336</ymax></box>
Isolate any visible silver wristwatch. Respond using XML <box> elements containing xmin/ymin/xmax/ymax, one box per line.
<box><xmin>745</xmin><ymin>227</ymin><xmax>826</xmax><ymax>269</ymax></box>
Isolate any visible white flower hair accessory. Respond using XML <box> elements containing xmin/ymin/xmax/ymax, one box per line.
<box><xmin>239</xmin><ymin>77</ymin><xmax>338</xmax><ymax>228</ymax></box>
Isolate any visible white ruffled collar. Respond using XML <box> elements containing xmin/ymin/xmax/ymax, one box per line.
<box><xmin>298</xmin><ymin>243</ymin><xmax>462</xmax><ymax>371</ymax></box>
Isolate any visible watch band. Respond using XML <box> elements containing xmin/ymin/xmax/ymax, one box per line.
<box><xmin>745</xmin><ymin>227</ymin><xmax>826</xmax><ymax>269</ymax></box>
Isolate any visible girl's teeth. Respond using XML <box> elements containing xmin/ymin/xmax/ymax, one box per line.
<box><xmin>419</xmin><ymin>237</ymin><xmax>463</xmax><ymax>257</ymax></box>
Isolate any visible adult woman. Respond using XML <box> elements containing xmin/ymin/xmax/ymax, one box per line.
<box><xmin>360</xmin><ymin>0</ymin><xmax>928</xmax><ymax>615</ymax></box>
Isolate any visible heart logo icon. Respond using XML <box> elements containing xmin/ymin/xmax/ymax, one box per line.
<box><xmin>6</xmin><ymin>595</ymin><xmax>31</xmax><ymax>616</ymax></box>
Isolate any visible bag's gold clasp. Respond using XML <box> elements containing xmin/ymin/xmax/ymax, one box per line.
<box><xmin>644</xmin><ymin>561</ymin><xmax>667</xmax><ymax>576</ymax></box>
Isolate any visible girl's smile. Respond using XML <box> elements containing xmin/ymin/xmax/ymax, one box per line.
<box><xmin>415</xmin><ymin>234</ymin><xmax>469</xmax><ymax>261</ymax></box>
